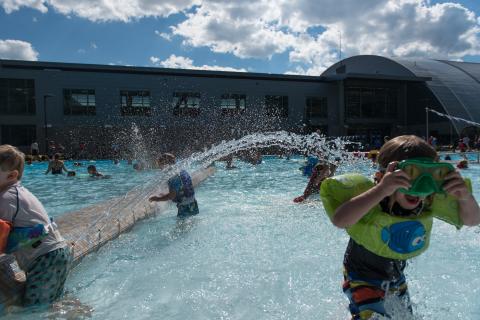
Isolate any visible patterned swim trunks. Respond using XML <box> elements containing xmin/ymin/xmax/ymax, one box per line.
<box><xmin>23</xmin><ymin>246</ymin><xmax>73</xmax><ymax>306</ymax></box>
<box><xmin>343</xmin><ymin>269</ymin><xmax>412</xmax><ymax>319</ymax></box>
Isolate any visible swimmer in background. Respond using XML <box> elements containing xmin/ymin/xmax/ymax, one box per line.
<box><xmin>293</xmin><ymin>162</ymin><xmax>337</xmax><ymax>203</ymax></box>
<box><xmin>238</xmin><ymin>149</ymin><xmax>262</xmax><ymax>165</ymax></box>
<box><xmin>133</xmin><ymin>161</ymin><xmax>146</xmax><ymax>171</ymax></box>
<box><xmin>87</xmin><ymin>165</ymin><xmax>103</xmax><ymax>177</ymax></box>
<box><xmin>457</xmin><ymin>159</ymin><xmax>469</xmax><ymax>169</ymax></box>
<box><xmin>149</xmin><ymin>153</ymin><xmax>199</xmax><ymax>217</ymax></box>
<box><xmin>217</xmin><ymin>154</ymin><xmax>237</xmax><ymax>169</ymax></box>
<box><xmin>45</xmin><ymin>153</ymin><xmax>70</xmax><ymax>175</ymax></box>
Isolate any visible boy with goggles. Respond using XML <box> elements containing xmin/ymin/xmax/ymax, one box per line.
<box><xmin>328</xmin><ymin>135</ymin><xmax>480</xmax><ymax>319</ymax></box>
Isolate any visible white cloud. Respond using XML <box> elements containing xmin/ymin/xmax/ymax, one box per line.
<box><xmin>0</xmin><ymin>39</ymin><xmax>39</xmax><ymax>60</ymax></box>
<box><xmin>149</xmin><ymin>56</ymin><xmax>160</xmax><ymax>64</ymax></box>
<box><xmin>0</xmin><ymin>0</ymin><xmax>47</xmax><ymax>13</ymax></box>
<box><xmin>154</xmin><ymin>30</ymin><xmax>172</xmax><ymax>41</ymax></box>
<box><xmin>2</xmin><ymin>0</ymin><xmax>480</xmax><ymax>74</ymax></box>
<box><xmin>90</xmin><ymin>42</ymin><xmax>97</xmax><ymax>49</ymax></box>
<box><xmin>77</xmin><ymin>48</ymin><xmax>86</xmax><ymax>54</ymax></box>
<box><xmin>151</xmin><ymin>54</ymin><xmax>246</xmax><ymax>72</ymax></box>
<box><xmin>0</xmin><ymin>0</ymin><xmax>199</xmax><ymax>22</ymax></box>
<box><xmin>171</xmin><ymin>0</ymin><xmax>480</xmax><ymax>74</ymax></box>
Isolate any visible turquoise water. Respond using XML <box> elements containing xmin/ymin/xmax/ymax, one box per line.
<box><xmin>21</xmin><ymin>160</ymin><xmax>157</xmax><ymax>217</ymax></box>
<box><xmin>8</xmin><ymin>157</ymin><xmax>480</xmax><ymax>319</ymax></box>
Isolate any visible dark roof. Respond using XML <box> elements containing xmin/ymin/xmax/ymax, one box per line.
<box><xmin>321</xmin><ymin>55</ymin><xmax>480</xmax><ymax>133</ymax></box>
<box><xmin>0</xmin><ymin>59</ymin><xmax>325</xmax><ymax>83</ymax></box>
<box><xmin>393</xmin><ymin>58</ymin><xmax>480</xmax><ymax>133</ymax></box>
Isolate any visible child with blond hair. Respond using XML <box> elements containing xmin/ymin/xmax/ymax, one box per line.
<box><xmin>0</xmin><ymin>145</ymin><xmax>71</xmax><ymax>306</ymax></box>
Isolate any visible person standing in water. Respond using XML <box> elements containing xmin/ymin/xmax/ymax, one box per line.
<box><xmin>149</xmin><ymin>153</ymin><xmax>199</xmax><ymax>217</ymax></box>
<box><xmin>321</xmin><ymin>135</ymin><xmax>480</xmax><ymax>319</ymax></box>
<box><xmin>45</xmin><ymin>153</ymin><xmax>70</xmax><ymax>175</ymax></box>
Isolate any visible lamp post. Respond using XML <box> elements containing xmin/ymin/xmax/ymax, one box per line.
<box><xmin>43</xmin><ymin>94</ymin><xmax>54</xmax><ymax>152</ymax></box>
<box><xmin>425</xmin><ymin>107</ymin><xmax>429</xmax><ymax>140</ymax></box>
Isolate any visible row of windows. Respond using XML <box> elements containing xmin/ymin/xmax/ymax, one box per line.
<box><xmin>0</xmin><ymin>78</ymin><xmax>328</xmax><ymax>119</ymax></box>
<box><xmin>62</xmin><ymin>89</ymin><xmax>328</xmax><ymax>118</ymax></box>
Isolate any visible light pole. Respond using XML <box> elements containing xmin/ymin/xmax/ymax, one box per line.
<box><xmin>425</xmin><ymin>107</ymin><xmax>429</xmax><ymax>139</ymax></box>
<box><xmin>43</xmin><ymin>94</ymin><xmax>54</xmax><ymax>152</ymax></box>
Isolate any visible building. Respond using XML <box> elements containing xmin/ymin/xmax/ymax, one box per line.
<box><xmin>1</xmin><ymin>55</ymin><xmax>479</xmax><ymax>155</ymax></box>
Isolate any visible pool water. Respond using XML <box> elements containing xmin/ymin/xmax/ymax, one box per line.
<box><xmin>21</xmin><ymin>160</ymin><xmax>157</xmax><ymax>217</ymax></box>
<box><xmin>8</xmin><ymin>157</ymin><xmax>480</xmax><ymax>319</ymax></box>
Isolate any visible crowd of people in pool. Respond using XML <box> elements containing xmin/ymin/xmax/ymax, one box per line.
<box><xmin>1</xmin><ymin>134</ymin><xmax>480</xmax><ymax>319</ymax></box>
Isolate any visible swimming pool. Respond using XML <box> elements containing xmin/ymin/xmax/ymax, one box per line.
<box><xmin>10</xmin><ymin>157</ymin><xmax>480</xmax><ymax>319</ymax></box>
<box><xmin>21</xmin><ymin>160</ymin><xmax>157</xmax><ymax>217</ymax></box>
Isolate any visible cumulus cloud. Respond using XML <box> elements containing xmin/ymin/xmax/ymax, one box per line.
<box><xmin>0</xmin><ymin>39</ymin><xmax>39</xmax><ymax>60</ymax></box>
<box><xmin>154</xmin><ymin>30</ymin><xmax>172</xmax><ymax>41</ymax></box>
<box><xmin>2</xmin><ymin>0</ymin><xmax>480</xmax><ymax>74</ymax></box>
<box><xmin>149</xmin><ymin>56</ymin><xmax>160</xmax><ymax>64</ymax></box>
<box><xmin>151</xmin><ymin>54</ymin><xmax>246</xmax><ymax>72</ymax></box>
<box><xmin>171</xmin><ymin>0</ymin><xmax>480</xmax><ymax>74</ymax></box>
<box><xmin>0</xmin><ymin>0</ymin><xmax>47</xmax><ymax>13</ymax></box>
<box><xmin>0</xmin><ymin>0</ymin><xmax>199</xmax><ymax>22</ymax></box>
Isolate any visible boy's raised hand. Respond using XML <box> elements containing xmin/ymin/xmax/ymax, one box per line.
<box><xmin>443</xmin><ymin>170</ymin><xmax>470</xmax><ymax>200</ymax></box>
<box><xmin>377</xmin><ymin>161</ymin><xmax>411</xmax><ymax>196</ymax></box>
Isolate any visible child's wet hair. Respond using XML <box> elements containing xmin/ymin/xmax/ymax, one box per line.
<box><xmin>0</xmin><ymin>144</ymin><xmax>25</xmax><ymax>179</ymax></box>
<box><xmin>87</xmin><ymin>165</ymin><xmax>96</xmax><ymax>171</ymax></box>
<box><xmin>377</xmin><ymin>135</ymin><xmax>437</xmax><ymax>169</ymax></box>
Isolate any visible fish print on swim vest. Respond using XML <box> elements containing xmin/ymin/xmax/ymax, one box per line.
<box><xmin>381</xmin><ymin>221</ymin><xmax>426</xmax><ymax>254</ymax></box>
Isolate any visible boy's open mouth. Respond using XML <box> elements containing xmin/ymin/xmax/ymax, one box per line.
<box><xmin>405</xmin><ymin>194</ymin><xmax>421</xmax><ymax>205</ymax></box>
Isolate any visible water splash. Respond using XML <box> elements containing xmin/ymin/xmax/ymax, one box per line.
<box><xmin>68</xmin><ymin>131</ymin><xmax>365</xmax><ymax>250</ymax></box>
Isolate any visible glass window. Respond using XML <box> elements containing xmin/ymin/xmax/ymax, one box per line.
<box><xmin>306</xmin><ymin>96</ymin><xmax>328</xmax><ymax>118</ymax></box>
<box><xmin>0</xmin><ymin>78</ymin><xmax>36</xmax><ymax>115</ymax></box>
<box><xmin>120</xmin><ymin>90</ymin><xmax>152</xmax><ymax>116</ymax></box>
<box><xmin>173</xmin><ymin>92</ymin><xmax>201</xmax><ymax>116</ymax></box>
<box><xmin>1</xmin><ymin>125</ymin><xmax>36</xmax><ymax>146</ymax></box>
<box><xmin>63</xmin><ymin>89</ymin><xmax>96</xmax><ymax>115</ymax></box>
<box><xmin>345</xmin><ymin>88</ymin><xmax>361</xmax><ymax>118</ymax></box>
<box><xmin>345</xmin><ymin>86</ymin><xmax>397</xmax><ymax>119</ymax></box>
<box><xmin>265</xmin><ymin>95</ymin><xmax>288</xmax><ymax>118</ymax></box>
<box><xmin>220</xmin><ymin>94</ymin><xmax>246</xmax><ymax>115</ymax></box>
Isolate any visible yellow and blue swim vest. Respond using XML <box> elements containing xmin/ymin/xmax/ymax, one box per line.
<box><xmin>320</xmin><ymin>173</ymin><xmax>471</xmax><ymax>260</ymax></box>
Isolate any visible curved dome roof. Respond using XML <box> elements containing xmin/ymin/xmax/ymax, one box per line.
<box><xmin>392</xmin><ymin>58</ymin><xmax>480</xmax><ymax>133</ymax></box>
<box><xmin>321</xmin><ymin>55</ymin><xmax>480</xmax><ymax>133</ymax></box>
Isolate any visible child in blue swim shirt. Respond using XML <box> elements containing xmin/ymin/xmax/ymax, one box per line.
<box><xmin>149</xmin><ymin>153</ymin><xmax>199</xmax><ymax>217</ymax></box>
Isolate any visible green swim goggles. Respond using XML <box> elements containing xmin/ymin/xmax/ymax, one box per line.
<box><xmin>396</xmin><ymin>158</ymin><xmax>455</xmax><ymax>197</ymax></box>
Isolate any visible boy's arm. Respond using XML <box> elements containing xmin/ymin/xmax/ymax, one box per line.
<box><xmin>333</xmin><ymin>162</ymin><xmax>411</xmax><ymax>228</ymax></box>
<box><xmin>443</xmin><ymin>171</ymin><xmax>480</xmax><ymax>226</ymax></box>
<box><xmin>458</xmin><ymin>195</ymin><xmax>480</xmax><ymax>226</ymax></box>
<box><xmin>333</xmin><ymin>184</ymin><xmax>387</xmax><ymax>228</ymax></box>
<box><xmin>149</xmin><ymin>191</ymin><xmax>176</xmax><ymax>202</ymax></box>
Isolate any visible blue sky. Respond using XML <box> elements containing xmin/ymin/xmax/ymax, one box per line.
<box><xmin>0</xmin><ymin>0</ymin><xmax>479</xmax><ymax>75</ymax></box>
